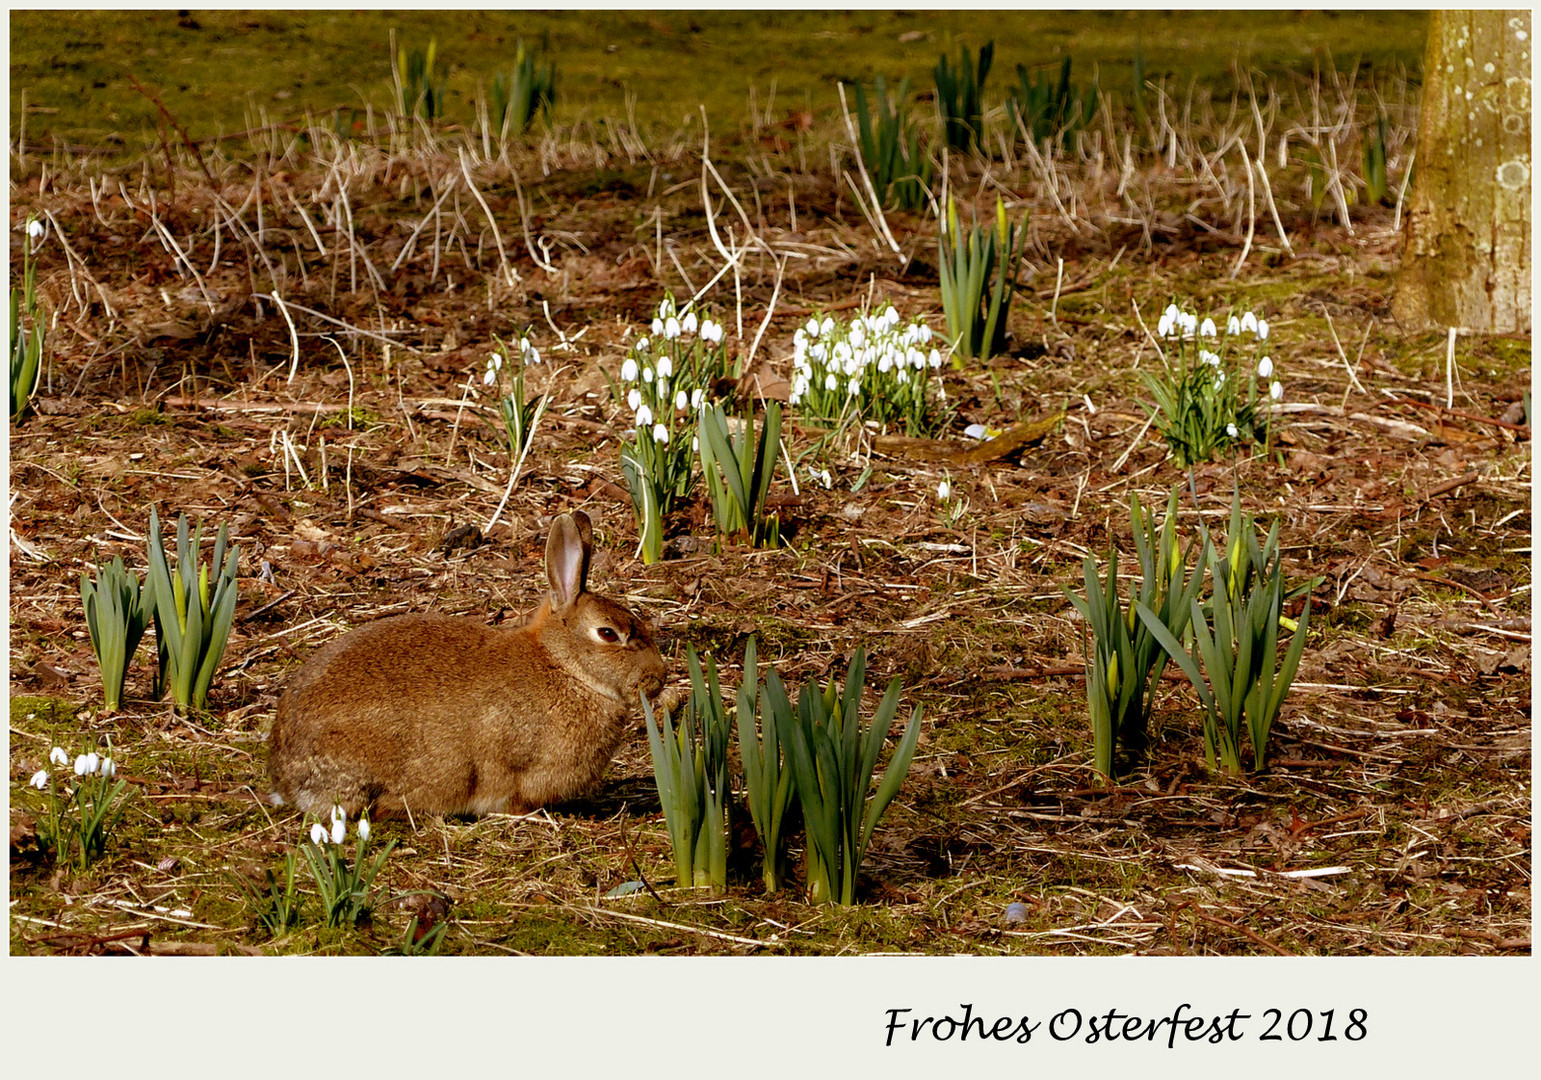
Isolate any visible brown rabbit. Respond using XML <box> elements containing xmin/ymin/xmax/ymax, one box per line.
<box><xmin>268</xmin><ymin>511</ymin><xmax>666</xmax><ymax>817</ymax></box>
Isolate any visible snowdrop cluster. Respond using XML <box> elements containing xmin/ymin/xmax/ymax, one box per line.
<box><xmin>309</xmin><ymin>804</ymin><xmax>369</xmax><ymax>846</ymax></box>
<box><xmin>648</xmin><ymin>295</ymin><xmax>724</xmax><ymax>347</ymax></box>
<box><xmin>483</xmin><ymin>335</ymin><xmax>541</xmax><ymax>388</ymax></box>
<box><xmin>482</xmin><ymin>330</ymin><xmax>548</xmax><ymax>462</ymax></box>
<box><xmin>789</xmin><ymin>306</ymin><xmax>945</xmax><ymax>436</ymax></box>
<box><xmin>616</xmin><ymin>296</ymin><xmax>729</xmax><ymax>449</ymax></box>
<box><xmin>28</xmin><ymin>743</ymin><xmax>132</xmax><ymax>871</ymax></box>
<box><xmin>1157</xmin><ymin>304</ymin><xmax>1270</xmax><ymax>343</ymax></box>
<box><xmin>1142</xmin><ymin>303</ymin><xmax>1283</xmax><ymax>466</ymax></box>
<box><xmin>30</xmin><ymin>745</ymin><xmax>116</xmax><ymax>789</ymax></box>
<box><xmin>614</xmin><ymin>296</ymin><xmax>735</xmax><ymax>560</ymax></box>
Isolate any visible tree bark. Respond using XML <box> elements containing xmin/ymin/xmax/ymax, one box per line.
<box><xmin>1393</xmin><ymin>10</ymin><xmax>1531</xmax><ymax>334</ymax></box>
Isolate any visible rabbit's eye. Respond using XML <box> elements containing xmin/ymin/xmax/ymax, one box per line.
<box><xmin>595</xmin><ymin>626</ymin><xmax>621</xmax><ymax>644</ymax></box>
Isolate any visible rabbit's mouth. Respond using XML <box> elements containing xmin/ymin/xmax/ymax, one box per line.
<box><xmin>573</xmin><ymin>667</ymin><xmax>665</xmax><ymax>707</ymax></box>
<box><xmin>637</xmin><ymin>670</ymin><xmax>668</xmax><ymax>702</ymax></box>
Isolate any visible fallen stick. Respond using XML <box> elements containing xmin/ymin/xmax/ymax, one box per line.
<box><xmin>873</xmin><ymin>411</ymin><xmax>1065</xmax><ymax>466</ymax></box>
<box><xmin>1385</xmin><ymin>396</ymin><xmax>1531</xmax><ymax>437</ymax></box>
<box><xmin>1422</xmin><ymin>470</ymin><xmax>1482</xmax><ymax>501</ymax></box>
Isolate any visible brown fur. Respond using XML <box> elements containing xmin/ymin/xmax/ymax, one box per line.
<box><xmin>267</xmin><ymin>512</ymin><xmax>666</xmax><ymax>816</ymax></box>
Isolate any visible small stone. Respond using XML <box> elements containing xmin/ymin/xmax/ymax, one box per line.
<box><xmin>1005</xmin><ymin>902</ymin><xmax>1029</xmax><ymax>924</ymax></box>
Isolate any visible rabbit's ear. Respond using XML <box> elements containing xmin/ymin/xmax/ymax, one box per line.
<box><xmin>546</xmin><ymin>512</ymin><xmax>592</xmax><ymax>609</ymax></box>
<box><xmin>572</xmin><ymin>509</ymin><xmax>594</xmax><ymax>551</ymax></box>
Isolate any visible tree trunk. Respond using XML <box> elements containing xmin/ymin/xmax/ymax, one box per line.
<box><xmin>1393</xmin><ymin>10</ymin><xmax>1531</xmax><ymax>334</ymax></box>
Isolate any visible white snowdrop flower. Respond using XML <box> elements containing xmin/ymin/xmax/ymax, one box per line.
<box><xmin>525</xmin><ymin>346</ymin><xmax>541</xmax><ymax>365</ymax></box>
<box><xmin>1226</xmin><ymin>423</ymin><xmax>1239</xmax><ymax>438</ymax></box>
<box><xmin>636</xmin><ymin>404</ymin><xmax>654</xmax><ymax>428</ymax></box>
<box><xmin>1157</xmin><ymin>311</ymin><xmax>1176</xmax><ymax>337</ymax></box>
<box><xmin>663</xmin><ymin>316</ymin><xmax>681</xmax><ymax>340</ymax></box>
<box><xmin>824</xmin><ymin>373</ymin><xmax>838</xmax><ymax>391</ymax></box>
<box><xmin>310</xmin><ymin>822</ymin><xmax>328</xmax><ymax>846</ymax></box>
<box><xmin>357</xmin><ymin>818</ymin><xmax>370</xmax><ymax>842</ymax></box>
<box><xmin>1164</xmin><ymin>303</ymin><xmax>1180</xmax><ymax>319</ymax></box>
<box><xmin>642</xmin><ymin>366</ymin><xmax>654</xmax><ymax>383</ymax></box>
<box><xmin>701</xmin><ymin>319</ymin><xmax>723</xmax><ymax>344</ymax></box>
<box><xmin>810</xmin><ymin>342</ymin><xmax>827</xmax><ymax>362</ymax></box>
<box><xmin>1256</xmin><ymin>319</ymin><xmax>1269</xmax><ymax>340</ymax></box>
<box><xmin>636</xmin><ymin>336</ymin><xmax>649</xmax><ymax>352</ymax></box>
<box><xmin>332</xmin><ymin>804</ymin><xmax>346</xmax><ymax>825</ymax></box>
<box><xmin>1257</xmin><ymin>356</ymin><xmax>1274</xmax><ymax>379</ymax></box>
<box><xmin>27</xmin><ymin>219</ymin><xmax>45</xmax><ymax>240</ymax></box>
<box><xmin>847</xmin><ymin>378</ymin><xmax>861</xmax><ymax>397</ymax></box>
<box><xmin>627</xmin><ymin>388</ymin><xmax>643</xmax><ymax>412</ymax></box>
<box><xmin>651</xmin><ymin>317</ymin><xmax>664</xmax><ymax>336</ymax></box>
<box><xmin>1213</xmin><ymin>373</ymin><xmax>1225</xmax><ymax>388</ymax></box>
<box><xmin>937</xmin><ymin>479</ymin><xmax>951</xmax><ymax>501</ymax></box>
<box><xmin>682</xmin><ymin>310</ymin><xmax>698</xmax><ymax>335</ymax></box>
<box><xmin>850</xmin><ymin>322</ymin><xmax>865</xmax><ymax>347</ymax></box>
<box><xmin>1270</xmin><ymin>380</ymin><xmax>1284</xmax><ymax>401</ymax></box>
<box><xmin>657</xmin><ymin>379</ymin><xmax>669</xmax><ymax>401</ymax></box>
<box><xmin>884</xmin><ymin>306</ymin><xmax>900</xmax><ymax>327</ymax></box>
<box><xmin>100</xmin><ymin>757</ymin><xmax>115</xmax><ymax>778</ymax></box>
<box><xmin>1201</xmin><ymin>350</ymin><xmax>1220</xmax><ymax>367</ymax></box>
<box><xmin>820</xmin><ymin>316</ymin><xmax>835</xmax><ymax>335</ymax></box>
<box><xmin>793</xmin><ymin>328</ymin><xmax>807</xmax><ymax>349</ymax></box>
<box><xmin>657</xmin><ymin>356</ymin><xmax>674</xmax><ymax>379</ymax></box>
<box><xmin>819</xmin><ymin>468</ymin><xmax>833</xmax><ymax>489</ymax></box>
<box><xmin>928</xmin><ymin>348</ymin><xmax>942</xmax><ymax>369</ymax></box>
<box><xmin>805</xmin><ymin>318</ymin><xmax>821</xmax><ymax>338</ymax></box>
<box><xmin>877</xmin><ymin>353</ymin><xmax>893</xmax><ymax>374</ymax></box>
<box><xmin>651</xmin><ymin>423</ymin><xmax>669</xmax><ymax>444</ymax></box>
<box><xmin>1240</xmin><ymin>311</ymin><xmax>1258</xmax><ymax>334</ymax></box>
<box><xmin>83</xmin><ymin>752</ymin><xmax>101</xmax><ymax>775</ymax></box>
<box><xmin>675</xmin><ymin>390</ymin><xmax>688</xmax><ymax>411</ymax></box>
<box><xmin>1200</xmin><ymin>317</ymin><xmax>1217</xmax><ymax>338</ymax></box>
<box><xmin>331</xmin><ymin>815</ymin><xmax>346</xmax><ymax>844</ymax></box>
<box><xmin>30</xmin><ymin>769</ymin><xmax>49</xmax><ymax>789</ymax></box>
<box><xmin>1179</xmin><ymin>312</ymin><xmax>1198</xmax><ymax>336</ymax></box>
<box><xmin>896</xmin><ymin>367</ymin><xmax>909</xmax><ymax>384</ymax></box>
<box><xmin>1227</xmin><ymin>315</ymin><xmax>1241</xmax><ymax>335</ymax></box>
<box><xmin>692</xmin><ymin>435</ymin><xmax>700</xmax><ymax>452</ymax></box>
<box><xmin>621</xmin><ymin>357</ymin><xmax>639</xmax><ymax>382</ymax></box>
<box><xmin>690</xmin><ymin>388</ymin><xmax>704</xmax><ymax>410</ymax></box>
<box><xmin>50</xmin><ymin>747</ymin><xmax>68</xmax><ymax>766</ymax></box>
<box><xmin>918</xmin><ymin>323</ymin><xmax>932</xmax><ymax>343</ymax></box>
<box><xmin>964</xmin><ymin>423</ymin><xmax>988</xmax><ymax>440</ymax></box>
